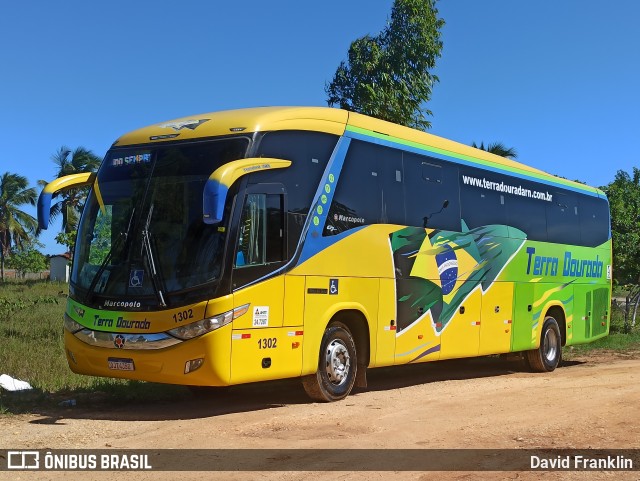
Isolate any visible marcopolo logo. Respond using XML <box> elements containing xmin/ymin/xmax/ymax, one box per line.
<box><xmin>333</xmin><ymin>214</ymin><xmax>365</xmax><ymax>224</ymax></box>
<box><xmin>103</xmin><ymin>300</ymin><xmax>142</xmax><ymax>309</ymax></box>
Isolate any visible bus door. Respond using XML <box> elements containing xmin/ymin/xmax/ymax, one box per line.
<box><xmin>229</xmin><ymin>184</ymin><xmax>301</xmax><ymax>383</ymax></box>
<box><xmin>512</xmin><ymin>282</ymin><xmax>536</xmax><ymax>351</ymax></box>
<box><xmin>375</xmin><ymin>278</ymin><xmax>397</xmax><ymax>367</ymax></box>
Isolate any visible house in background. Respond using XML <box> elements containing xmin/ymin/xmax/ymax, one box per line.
<box><xmin>49</xmin><ymin>253</ymin><xmax>71</xmax><ymax>282</ymax></box>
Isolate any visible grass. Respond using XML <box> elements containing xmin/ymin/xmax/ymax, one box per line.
<box><xmin>1</xmin><ymin>279</ymin><xmax>639</xmax><ymax>414</ymax></box>
<box><xmin>0</xmin><ymin>279</ymin><xmax>188</xmax><ymax>414</ymax></box>
<box><xmin>567</xmin><ymin>331</ymin><xmax>640</xmax><ymax>354</ymax></box>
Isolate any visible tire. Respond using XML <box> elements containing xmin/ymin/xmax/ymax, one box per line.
<box><xmin>302</xmin><ymin>322</ymin><xmax>357</xmax><ymax>402</ymax></box>
<box><xmin>525</xmin><ymin>315</ymin><xmax>562</xmax><ymax>372</ymax></box>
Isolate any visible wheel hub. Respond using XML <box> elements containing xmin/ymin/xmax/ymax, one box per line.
<box><xmin>325</xmin><ymin>339</ymin><xmax>351</xmax><ymax>385</ymax></box>
<box><xmin>543</xmin><ymin>328</ymin><xmax>558</xmax><ymax>363</ymax></box>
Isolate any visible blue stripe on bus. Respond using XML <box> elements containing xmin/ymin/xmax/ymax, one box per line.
<box><xmin>296</xmin><ymin>137</ymin><xmax>364</xmax><ymax>267</ymax></box>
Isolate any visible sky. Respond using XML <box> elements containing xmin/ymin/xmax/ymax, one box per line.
<box><xmin>1</xmin><ymin>0</ymin><xmax>639</xmax><ymax>254</ymax></box>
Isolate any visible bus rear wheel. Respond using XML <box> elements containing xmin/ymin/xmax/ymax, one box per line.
<box><xmin>302</xmin><ymin>322</ymin><xmax>357</xmax><ymax>402</ymax></box>
<box><xmin>525</xmin><ymin>316</ymin><xmax>562</xmax><ymax>372</ymax></box>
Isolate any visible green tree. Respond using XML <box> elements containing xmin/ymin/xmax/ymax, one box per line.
<box><xmin>44</xmin><ymin>146</ymin><xmax>101</xmax><ymax>233</ymax></box>
<box><xmin>603</xmin><ymin>168</ymin><xmax>640</xmax><ymax>330</ymax></box>
<box><xmin>0</xmin><ymin>172</ymin><xmax>38</xmax><ymax>280</ymax></box>
<box><xmin>471</xmin><ymin>141</ymin><xmax>518</xmax><ymax>159</ymax></box>
<box><xmin>55</xmin><ymin>230</ymin><xmax>77</xmax><ymax>255</ymax></box>
<box><xmin>6</xmin><ymin>240</ymin><xmax>48</xmax><ymax>278</ymax></box>
<box><xmin>326</xmin><ymin>0</ymin><xmax>444</xmax><ymax>130</ymax></box>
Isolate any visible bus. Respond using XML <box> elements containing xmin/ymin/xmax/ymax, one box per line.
<box><xmin>38</xmin><ymin>107</ymin><xmax>612</xmax><ymax>402</ymax></box>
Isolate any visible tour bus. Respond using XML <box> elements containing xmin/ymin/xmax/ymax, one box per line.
<box><xmin>38</xmin><ymin>107</ymin><xmax>612</xmax><ymax>401</ymax></box>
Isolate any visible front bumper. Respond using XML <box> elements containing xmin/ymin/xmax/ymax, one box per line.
<box><xmin>64</xmin><ymin>323</ymin><xmax>233</xmax><ymax>386</ymax></box>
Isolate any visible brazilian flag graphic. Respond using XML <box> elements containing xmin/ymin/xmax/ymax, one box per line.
<box><xmin>390</xmin><ymin>222</ymin><xmax>525</xmax><ymax>333</ymax></box>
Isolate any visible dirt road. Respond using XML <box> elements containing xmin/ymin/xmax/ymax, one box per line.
<box><xmin>1</xmin><ymin>351</ymin><xmax>639</xmax><ymax>481</ymax></box>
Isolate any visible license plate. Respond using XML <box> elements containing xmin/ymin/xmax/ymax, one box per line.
<box><xmin>108</xmin><ymin>357</ymin><xmax>135</xmax><ymax>371</ymax></box>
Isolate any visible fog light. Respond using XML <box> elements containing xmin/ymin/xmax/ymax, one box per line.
<box><xmin>184</xmin><ymin>358</ymin><xmax>204</xmax><ymax>374</ymax></box>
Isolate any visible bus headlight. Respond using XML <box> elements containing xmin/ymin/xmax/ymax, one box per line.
<box><xmin>167</xmin><ymin>311</ymin><xmax>233</xmax><ymax>340</ymax></box>
<box><xmin>64</xmin><ymin>313</ymin><xmax>85</xmax><ymax>334</ymax></box>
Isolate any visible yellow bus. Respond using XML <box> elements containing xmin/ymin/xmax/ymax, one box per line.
<box><xmin>39</xmin><ymin>107</ymin><xmax>612</xmax><ymax>401</ymax></box>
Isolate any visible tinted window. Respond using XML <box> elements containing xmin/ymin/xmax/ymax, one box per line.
<box><xmin>253</xmin><ymin>131</ymin><xmax>337</xmax><ymax>213</ymax></box>
<box><xmin>506</xmin><ymin>193</ymin><xmax>547</xmax><ymax>241</ymax></box>
<box><xmin>546</xmin><ymin>191</ymin><xmax>581</xmax><ymax>245</ymax></box>
<box><xmin>579</xmin><ymin>195</ymin><xmax>610</xmax><ymax>247</ymax></box>
<box><xmin>253</xmin><ymin>131</ymin><xmax>338</xmax><ymax>256</ymax></box>
<box><xmin>325</xmin><ymin>140</ymin><xmax>403</xmax><ymax>235</ymax></box>
<box><xmin>460</xmin><ymin>168</ymin><xmax>508</xmax><ymax>230</ymax></box>
<box><xmin>404</xmin><ymin>153</ymin><xmax>460</xmax><ymax>231</ymax></box>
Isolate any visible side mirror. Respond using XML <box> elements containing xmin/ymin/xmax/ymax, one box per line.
<box><xmin>203</xmin><ymin>158</ymin><xmax>291</xmax><ymax>224</ymax></box>
<box><xmin>38</xmin><ymin>173</ymin><xmax>95</xmax><ymax>230</ymax></box>
<box><xmin>423</xmin><ymin>200</ymin><xmax>450</xmax><ymax>228</ymax></box>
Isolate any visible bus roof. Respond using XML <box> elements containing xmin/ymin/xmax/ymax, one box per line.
<box><xmin>113</xmin><ymin>106</ymin><xmax>603</xmax><ymax>197</ymax></box>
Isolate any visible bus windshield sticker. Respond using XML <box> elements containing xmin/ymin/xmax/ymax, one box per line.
<box><xmin>129</xmin><ymin>269</ymin><xmax>144</xmax><ymax>288</ymax></box>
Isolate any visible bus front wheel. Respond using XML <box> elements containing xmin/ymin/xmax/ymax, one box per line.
<box><xmin>525</xmin><ymin>316</ymin><xmax>562</xmax><ymax>372</ymax></box>
<box><xmin>302</xmin><ymin>322</ymin><xmax>357</xmax><ymax>402</ymax></box>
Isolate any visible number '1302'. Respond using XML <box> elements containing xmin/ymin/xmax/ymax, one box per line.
<box><xmin>258</xmin><ymin>338</ymin><xmax>277</xmax><ymax>349</ymax></box>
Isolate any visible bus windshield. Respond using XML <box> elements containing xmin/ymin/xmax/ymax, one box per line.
<box><xmin>71</xmin><ymin>137</ymin><xmax>249</xmax><ymax>306</ymax></box>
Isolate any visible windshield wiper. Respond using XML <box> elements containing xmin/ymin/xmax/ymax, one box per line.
<box><xmin>85</xmin><ymin>207</ymin><xmax>136</xmax><ymax>302</ymax></box>
<box><xmin>141</xmin><ymin>203</ymin><xmax>167</xmax><ymax>307</ymax></box>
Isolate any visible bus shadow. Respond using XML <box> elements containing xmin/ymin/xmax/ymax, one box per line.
<box><xmin>24</xmin><ymin>356</ymin><xmax>586</xmax><ymax>423</ymax></box>
<box><xmin>360</xmin><ymin>356</ymin><xmax>584</xmax><ymax>394</ymax></box>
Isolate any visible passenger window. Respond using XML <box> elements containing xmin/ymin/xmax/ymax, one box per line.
<box><xmin>253</xmin><ymin>130</ymin><xmax>338</xmax><ymax>257</ymax></box>
<box><xmin>506</xmin><ymin>193</ymin><xmax>548</xmax><ymax>241</ymax></box>
<box><xmin>404</xmin><ymin>154</ymin><xmax>460</xmax><ymax>231</ymax></box>
<box><xmin>459</xmin><ymin>168</ymin><xmax>510</xmax><ymax>230</ymax></box>
<box><xmin>579</xmin><ymin>195</ymin><xmax>610</xmax><ymax>247</ymax></box>
<box><xmin>546</xmin><ymin>191</ymin><xmax>581</xmax><ymax>245</ymax></box>
<box><xmin>325</xmin><ymin>140</ymin><xmax>403</xmax><ymax>235</ymax></box>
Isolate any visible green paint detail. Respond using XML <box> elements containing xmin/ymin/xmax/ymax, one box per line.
<box><xmin>321</xmin><ymin>194</ymin><xmax>328</xmax><ymax>204</ymax></box>
<box><xmin>390</xmin><ymin>221</ymin><xmax>612</xmax><ymax>348</ymax></box>
<box><xmin>313</xmin><ymin>216</ymin><xmax>320</xmax><ymax>226</ymax></box>
<box><xmin>345</xmin><ymin>125</ymin><xmax>603</xmax><ymax>196</ymax></box>
<box><xmin>328</xmin><ymin>173</ymin><xmax>335</xmax><ymax>183</ymax></box>
<box><xmin>512</xmin><ymin>282</ymin><xmax>536</xmax><ymax>351</ymax></box>
<box><xmin>324</xmin><ymin>184</ymin><xmax>331</xmax><ymax>193</ymax></box>
<box><xmin>66</xmin><ymin>299</ymin><xmax>151</xmax><ymax>333</ymax></box>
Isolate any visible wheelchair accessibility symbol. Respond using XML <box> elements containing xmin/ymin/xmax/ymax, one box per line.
<box><xmin>329</xmin><ymin>278</ymin><xmax>339</xmax><ymax>295</ymax></box>
<box><xmin>129</xmin><ymin>269</ymin><xmax>144</xmax><ymax>288</ymax></box>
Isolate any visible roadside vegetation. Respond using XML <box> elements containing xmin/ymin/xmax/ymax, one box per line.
<box><xmin>0</xmin><ymin>279</ymin><xmax>188</xmax><ymax>414</ymax></box>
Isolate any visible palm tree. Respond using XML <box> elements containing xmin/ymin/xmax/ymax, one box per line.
<box><xmin>471</xmin><ymin>141</ymin><xmax>518</xmax><ymax>160</ymax></box>
<box><xmin>0</xmin><ymin>172</ymin><xmax>38</xmax><ymax>280</ymax></box>
<box><xmin>45</xmin><ymin>146</ymin><xmax>101</xmax><ymax>233</ymax></box>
